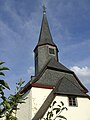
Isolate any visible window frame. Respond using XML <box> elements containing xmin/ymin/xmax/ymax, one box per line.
<box><xmin>48</xmin><ymin>47</ymin><xmax>55</xmax><ymax>55</ymax></box>
<box><xmin>68</xmin><ymin>96</ymin><xmax>78</xmax><ymax>107</ymax></box>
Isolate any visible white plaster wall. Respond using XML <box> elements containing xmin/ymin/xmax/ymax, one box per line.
<box><xmin>16</xmin><ymin>89</ymin><xmax>32</xmax><ymax>120</ymax></box>
<box><xmin>43</xmin><ymin>96</ymin><xmax>90</xmax><ymax>120</ymax></box>
<box><xmin>1</xmin><ymin>88</ymin><xmax>90</xmax><ymax>120</ymax></box>
<box><xmin>31</xmin><ymin>87</ymin><xmax>52</xmax><ymax>119</ymax></box>
<box><xmin>0</xmin><ymin>87</ymin><xmax>52</xmax><ymax>120</ymax></box>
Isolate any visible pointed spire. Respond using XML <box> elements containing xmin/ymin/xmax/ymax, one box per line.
<box><xmin>36</xmin><ymin>5</ymin><xmax>56</xmax><ymax>47</ymax></box>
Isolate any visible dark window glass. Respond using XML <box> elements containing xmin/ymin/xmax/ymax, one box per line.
<box><xmin>49</xmin><ymin>48</ymin><xmax>55</xmax><ymax>54</ymax></box>
<box><xmin>68</xmin><ymin>97</ymin><xmax>77</xmax><ymax>107</ymax></box>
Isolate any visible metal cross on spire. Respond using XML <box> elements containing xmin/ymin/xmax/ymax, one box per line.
<box><xmin>43</xmin><ymin>0</ymin><xmax>46</xmax><ymax>14</ymax></box>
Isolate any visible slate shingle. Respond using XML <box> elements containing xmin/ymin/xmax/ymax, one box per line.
<box><xmin>36</xmin><ymin>14</ymin><xmax>57</xmax><ymax>47</ymax></box>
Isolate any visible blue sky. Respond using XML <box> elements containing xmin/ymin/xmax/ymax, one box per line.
<box><xmin>0</xmin><ymin>0</ymin><xmax>90</xmax><ymax>95</ymax></box>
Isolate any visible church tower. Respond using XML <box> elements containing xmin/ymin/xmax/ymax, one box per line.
<box><xmin>10</xmin><ymin>3</ymin><xmax>90</xmax><ymax>120</ymax></box>
<box><xmin>34</xmin><ymin>6</ymin><xmax>58</xmax><ymax>75</ymax></box>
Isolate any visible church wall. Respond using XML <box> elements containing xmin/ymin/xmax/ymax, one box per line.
<box><xmin>16</xmin><ymin>89</ymin><xmax>32</xmax><ymax>120</ymax></box>
<box><xmin>1</xmin><ymin>91</ymin><xmax>90</xmax><ymax>120</ymax></box>
<box><xmin>31</xmin><ymin>87</ymin><xmax>52</xmax><ymax>119</ymax></box>
<box><xmin>0</xmin><ymin>87</ymin><xmax>52</xmax><ymax>120</ymax></box>
<box><xmin>43</xmin><ymin>96</ymin><xmax>90</xmax><ymax>120</ymax></box>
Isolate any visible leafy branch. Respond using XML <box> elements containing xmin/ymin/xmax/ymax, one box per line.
<box><xmin>0</xmin><ymin>61</ymin><xmax>26</xmax><ymax>120</ymax></box>
<box><xmin>0</xmin><ymin>61</ymin><xmax>10</xmax><ymax>114</ymax></box>
<box><xmin>43</xmin><ymin>101</ymin><xmax>68</xmax><ymax>120</ymax></box>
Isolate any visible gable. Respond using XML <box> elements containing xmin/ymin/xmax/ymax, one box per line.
<box><xmin>55</xmin><ymin>77</ymin><xmax>88</xmax><ymax>97</ymax></box>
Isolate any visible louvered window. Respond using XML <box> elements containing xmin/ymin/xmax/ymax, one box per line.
<box><xmin>49</xmin><ymin>48</ymin><xmax>55</xmax><ymax>55</ymax></box>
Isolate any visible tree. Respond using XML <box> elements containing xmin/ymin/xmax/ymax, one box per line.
<box><xmin>0</xmin><ymin>61</ymin><xmax>10</xmax><ymax>113</ymax></box>
<box><xmin>5</xmin><ymin>80</ymin><xmax>26</xmax><ymax>120</ymax></box>
<box><xmin>43</xmin><ymin>101</ymin><xmax>68</xmax><ymax>120</ymax></box>
<box><xmin>0</xmin><ymin>61</ymin><xmax>26</xmax><ymax>120</ymax></box>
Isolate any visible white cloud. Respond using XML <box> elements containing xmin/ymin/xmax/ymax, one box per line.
<box><xmin>27</xmin><ymin>66</ymin><xmax>34</xmax><ymax>76</ymax></box>
<box><xmin>70</xmin><ymin>66</ymin><xmax>90</xmax><ymax>84</ymax></box>
<box><xmin>70</xmin><ymin>66</ymin><xmax>90</xmax><ymax>76</ymax></box>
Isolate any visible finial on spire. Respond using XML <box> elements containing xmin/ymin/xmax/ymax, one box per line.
<box><xmin>43</xmin><ymin>0</ymin><xmax>46</xmax><ymax>14</ymax></box>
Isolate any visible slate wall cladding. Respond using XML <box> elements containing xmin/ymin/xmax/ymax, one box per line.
<box><xmin>38</xmin><ymin>45</ymin><xmax>48</xmax><ymax>73</ymax></box>
<box><xmin>37</xmin><ymin>45</ymin><xmax>57</xmax><ymax>74</ymax></box>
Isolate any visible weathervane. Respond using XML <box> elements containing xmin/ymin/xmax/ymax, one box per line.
<box><xmin>43</xmin><ymin>0</ymin><xmax>46</xmax><ymax>14</ymax></box>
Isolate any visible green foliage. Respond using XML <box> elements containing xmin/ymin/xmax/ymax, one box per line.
<box><xmin>0</xmin><ymin>61</ymin><xmax>10</xmax><ymax>89</ymax></box>
<box><xmin>0</xmin><ymin>80</ymin><xmax>26</xmax><ymax>120</ymax></box>
<box><xmin>0</xmin><ymin>61</ymin><xmax>10</xmax><ymax>113</ymax></box>
<box><xmin>0</xmin><ymin>61</ymin><xmax>26</xmax><ymax>120</ymax></box>
<box><xmin>4</xmin><ymin>80</ymin><xmax>26</xmax><ymax>120</ymax></box>
<box><xmin>0</xmin><ymin>80</ymin><xmax>10</xmax><ymax>89</ymax></box>
<box><xmin>43</xmin><ymin>101</ymin><xmax>68</xmax><ymax>120</ymax></box>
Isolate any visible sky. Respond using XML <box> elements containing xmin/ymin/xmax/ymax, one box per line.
<box><xmin>0</xmin><ymin>0</ymin><xmax>90</xmax><ymax>95</ymax></box>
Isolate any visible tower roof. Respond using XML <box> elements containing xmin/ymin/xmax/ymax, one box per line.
<box><xmin>35</xmin><ymin>12</ymin><xmax>57</xmax><ymax>50</ymax></box>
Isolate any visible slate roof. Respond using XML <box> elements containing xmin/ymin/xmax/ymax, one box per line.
<box><xmin>30</xmin><ymin>58</ymin><xmax>72</xmax><ymax>84</ymax></box>
<box><xmin>22</xmin><ymin>57</ymin><xmax>88</xmax><ymax>96</ymax></box>
<box><xmin>31</xmin><ymin>58</ymin><xmax>88</xmax><ymax>96</ymax></box>
<box><xmin>47</xmin><ymin>58</ymin><xmax>72</xmax><ymax>72</ymax></box>
<box><xmin>55</xmin><ymin>77</ymin><xmax>88</xmax><ymax>97</ymax></box>
<box><xmin>34</xmin><ymin>13</ymin><xmax>57</xmax><ymax>51</ymax></box>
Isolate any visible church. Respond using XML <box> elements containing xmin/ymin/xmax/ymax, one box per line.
<box><xmin>17</xmin><ymin>5</ymin><xmax>90</xmax><ymax>120</ymax></box>
<box><xmin>1</xmin><ymin>4</ymin><xmax>90</xmax><ymax>120</ymax></box>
